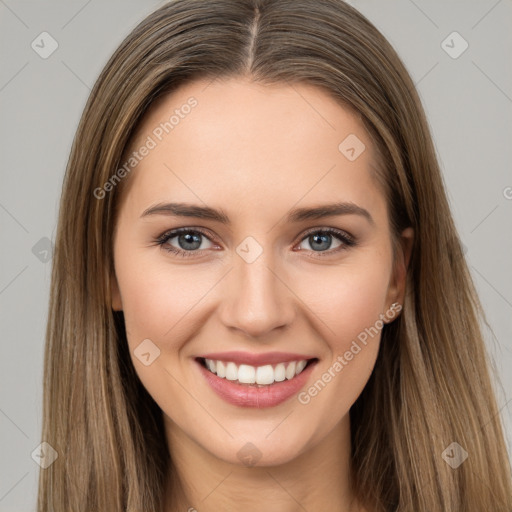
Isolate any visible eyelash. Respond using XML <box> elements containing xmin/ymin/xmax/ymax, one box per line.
<box><xmin>153</xmin><ymin>226</ymin><xmax>357</xmax><ymax>259</ymax></box>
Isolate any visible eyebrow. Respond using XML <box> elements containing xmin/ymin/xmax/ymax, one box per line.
<box><xmin>140</xmin><ymin>201</ymin><xmax>374</xmax><ymax>226</ymax></box>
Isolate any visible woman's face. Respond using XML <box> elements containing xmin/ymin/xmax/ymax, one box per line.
<box><xmin>111</xmin><ymin>77</ymin><xmax>412</xmax><ymax>466</ymax></box>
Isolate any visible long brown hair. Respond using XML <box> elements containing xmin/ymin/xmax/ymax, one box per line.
<box><xmin>38</xmin><ymin>0</ymin><xmax>512</xmax><ymax>510</ymax></box>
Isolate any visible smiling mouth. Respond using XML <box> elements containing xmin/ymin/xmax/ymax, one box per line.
<box><xmin>196</xmin><ymin>357</ymin><xmax>318</xmax><ymax>387</ymax></box>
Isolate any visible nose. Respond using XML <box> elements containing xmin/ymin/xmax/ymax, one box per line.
<box><xmin>217</xmin><ymin>249</ymin><xmax>296</xmax><ymax>339</ymax></box>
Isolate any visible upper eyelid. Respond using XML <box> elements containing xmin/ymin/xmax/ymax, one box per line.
<box><xmin>159</xmin><ymin>226</ymin><xmax>217</xmax><ymax>244</ymax></box>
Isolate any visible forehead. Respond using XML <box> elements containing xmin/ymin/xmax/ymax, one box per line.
<box><xmin>118</xmin><ymin>77</ymin><xmax>386</xmax><ymax>225</ymax></box>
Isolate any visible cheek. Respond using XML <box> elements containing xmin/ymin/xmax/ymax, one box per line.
<box><xmin>296</xmin><ymin>258</ymin><xmax>391</xmax><ymax>347</ymax></box>
<box><xmin>292</xmin><ymin>260</ymin><xmax>390</xmax><ymax>409</ymax></box>
<box><xmin>114</xmin><ymin>258</ymin><xmax>214</xmax><ymax>405</ymax></box>
<box><xmin>116</xmin><ymin>254</ymin><xmax>220</xmax><ymax>349</ymax></box>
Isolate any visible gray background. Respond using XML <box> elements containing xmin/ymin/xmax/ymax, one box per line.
<box><xmin>0</xmin><ymin>0</ymin><xmax>511</xmax><ymax>510</ymax></box>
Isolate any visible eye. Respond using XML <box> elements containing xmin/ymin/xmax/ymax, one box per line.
<box><xmin>295</xmin><ymin>228</ymin><xmax>356</xmax><ymax>258</ymax></box>
<box><xmin>153</xmin><ymin>226</ymin><xmax>357</xmax><ymax>259</ymax></box>
<box><xmin>154</xmin><ymin>228</ymin><xmax>217</xmax><ymax>258</ymax></box>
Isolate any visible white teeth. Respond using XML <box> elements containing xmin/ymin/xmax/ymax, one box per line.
<box><xmin>274</xmin><ymin>363</ymin><xmax>286</xmax><ymax>382</ymax></box>
<box><xmin>256</xmin><ymin>365</ymin><xmax>274</xmax><ymax>385</ymax></box>
<box><xmin>285</xmin><ymin>361</ymin><xmax>296</xmax><ymax>380</ymax></box>
<box><xmin>203</xmin><ymin>358</ymin><xmax>311</xmax><ymax>385</ymax></box>
<box><xmin>225</xmin><ymin>362</ymin><xmax>238</xmax><ymax>381</ymax></box>
<box><xmin>216</xmin><ymin>360</ymin><xmax>226</xmax><ymax>378</ymax></box>
<box><xmin>238</xmin><ymin>364</ymin><xmax>256</xmax><ymax>384</ymax></box>
<box><xmin>295</xmin><ymin>360</ymin><xmax>307</xmax><ymax>374</ymax></box>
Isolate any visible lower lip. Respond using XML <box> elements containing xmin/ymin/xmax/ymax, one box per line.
<box><xmin>196</xmin><ymin>359</ymin><xmax>318</xmax><ymax>408</ymax></box>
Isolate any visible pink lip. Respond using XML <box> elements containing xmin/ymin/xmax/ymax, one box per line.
<box><xmin>195</xmin><ymin>358</ymin><xmax>318</xmax><ymax>408</ymax></box>
<box><xmin>198</xmin><ymin>351</ymin><xmax>316</xmax><ymax>366</ymax></box>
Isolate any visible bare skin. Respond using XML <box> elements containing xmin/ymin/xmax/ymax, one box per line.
<box><xmin>110</xmin><ymin>76</ymin><xmax>413</xmax><ymax>512</ymax></box>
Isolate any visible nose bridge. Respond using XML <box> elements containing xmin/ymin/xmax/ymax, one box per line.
<box><xmin>219</xmin><ymin>240</ymin><xmax>295</xmax><ymax>338</ymax></box>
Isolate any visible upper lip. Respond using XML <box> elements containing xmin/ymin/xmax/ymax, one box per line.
<box><xmin>197</xmin><ymin>351</ymin><xmax>317</xmax><ymax>367</ymax></box>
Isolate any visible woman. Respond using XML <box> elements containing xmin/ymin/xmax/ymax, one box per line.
<box><xmin>38</xmin><ymin>0</ymin><xmax>512</xmax><ymax>510</ymax></box>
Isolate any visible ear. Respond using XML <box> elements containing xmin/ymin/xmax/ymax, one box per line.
<box><xmin>110</xmin><ymin>270</ymin><xmax>123</xmax><ymax>311</ymax></box>
<box><xmin>385</xmin><ymin>226</ymin><xmax>414</xmax><ymax>315</ymax></box>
